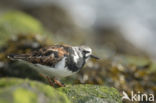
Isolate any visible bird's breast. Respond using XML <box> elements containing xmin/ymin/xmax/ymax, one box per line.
<box><xmin>65</xmin><ymin>55</ymin><xmax>85</xmax><ymax>72</ymax></box>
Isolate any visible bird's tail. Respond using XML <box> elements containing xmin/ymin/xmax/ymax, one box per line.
<box><xmin>8</xmin><ymin>54</ymin><xmax>29</xmax><ymax>60</ymax></box>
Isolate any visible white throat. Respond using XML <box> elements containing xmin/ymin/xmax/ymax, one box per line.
<box><xmin>72</xmin><ymin>47</ymin><xmax>82</xmax><ymax>63</ymax></box>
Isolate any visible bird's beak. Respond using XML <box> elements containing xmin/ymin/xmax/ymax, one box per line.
<box><xmin>90</xmin><ymin>55</ymin><xmax>100</xmax><ymax>59</ymax></box>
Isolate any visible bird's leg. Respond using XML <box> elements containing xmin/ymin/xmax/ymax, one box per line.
<box><xmin>46</xmin><ymin>76</ymin><xmax>54</xmax><ymax>87</ymax></box>
<box><xmin>39</xmin><ymin>74</ymin><xmax>64</xmax><ymax>87</ymax></box>
<box><xmin>53</xmin><ymin>77</ymin><xmax>65</xmax><ymax>87</ymax></box>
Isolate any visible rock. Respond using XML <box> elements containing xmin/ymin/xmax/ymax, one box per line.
<box><xmin>0</xmin><ymin>11</ymin><xmax>44</xmax><ymax>46</ymax></box>
<box><xmin>0</xmin><ymin>78</ymin><xmax>71</xmax><ymax>103</ymax></box>
<box><xmin>0</xmin><ymin>78</ymin><xmax>122</xmax><ymax>103</ymax></box>
<box><xmin>59</xmin><ymin>84</ymin><xmax>122</xmax><ymax>103</ymax></box>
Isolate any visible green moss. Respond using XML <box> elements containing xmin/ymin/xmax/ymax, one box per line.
<box><xmin>28</xmin><ymin>79</ymin><xmax>71</xmax><ymax>103</ymax></box>
<box><xmin>0</xmin><ymin>78</ymin><xmax>122</xmax><ymax>103</ymax></box>
<box><xmin>0</xmin><ymin>78</ymin><xmax>71</xmax><ymax>103</ymax></box>
<box><xmin>0</xmin><ymin>99</ymin><xmax>9</xmax><ymax>103</ymax></box>
<box><xmin>59</xmin><ymin>84</ymin><xmax>122</xmax><ymax>103</ymax></box>
<box><xmin>13</xmin><ymin>88</ymin><xmax>37</xmax><ymax>103</ymax></box>
<box><xmin>0</xmin><ymin>11</ymin><xmax>44</xmax><ymax>46</ymax></box>
<box><xmin>0</xmin><ymin>78</ymin><xmax>22</xmax><ymax>87</ymax></box>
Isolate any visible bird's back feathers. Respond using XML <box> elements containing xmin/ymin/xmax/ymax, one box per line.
<box><xmin>8</xmin><ymin>45</ymin><xmax>70</xmax><ymax>67</ymax></box>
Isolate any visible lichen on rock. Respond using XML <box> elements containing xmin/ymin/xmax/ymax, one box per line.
<box><xmin>0</xmin><ymin>78</ymin><xmax>122</xmax><ymax>103</ymax></box>
<box><xmin>0</xmin><ymin>78</ymin><xmax>71</xmax><ymax>103</ymax></box>
<box><xmin>59</xmin><ymin>84</ymin><xmax>122</xmax><ymax>103</ymax></box>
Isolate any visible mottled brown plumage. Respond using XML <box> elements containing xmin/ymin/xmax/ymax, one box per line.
<box><xmin>9</xmin><ymin>45</ymin><xmax>70</xmax><ymax>67</ymax></box>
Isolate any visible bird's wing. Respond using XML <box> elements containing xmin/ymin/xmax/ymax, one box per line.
<box><xmin>9</xmin><ymin>45</ymin><xmax>71</xmax><ymax>67</ymax></box>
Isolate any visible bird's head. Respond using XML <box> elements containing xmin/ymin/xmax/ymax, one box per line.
<box><xmin>79</xmin><ymin>46</ymin><xmax>99</xmax><ymax>60</ymax></box>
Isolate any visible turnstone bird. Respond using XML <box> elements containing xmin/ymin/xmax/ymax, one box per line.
<box><xmin>8</xmin><ymin>45</ymin><xmax>99</xmax><ymax>87</ymax></box>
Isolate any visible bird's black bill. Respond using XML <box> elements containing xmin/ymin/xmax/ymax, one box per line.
<box><xmin>90</xmin><ymin>55</ymin><xmax>100</xmax><ymax>59</ymax></box>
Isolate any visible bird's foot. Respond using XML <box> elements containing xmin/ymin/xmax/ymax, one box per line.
<box><xmin>44</xmin><ymin>76</ymin><xmax>65</xmax><ymax>87</ymax></box>
<box><xmin>46</xmin><ymin>76</ymin><xmax>55</xmax><ymax>87</ymax></box>
<box><xmin>53</xmin><ymin>78</ymin><xmax>65</xmax><ymax>87</ymax></box>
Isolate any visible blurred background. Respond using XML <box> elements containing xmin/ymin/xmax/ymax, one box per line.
<box><xmin>0</xmin><ymin>0</ymin><xmax>156</xmax><ymax>103</ymax></box>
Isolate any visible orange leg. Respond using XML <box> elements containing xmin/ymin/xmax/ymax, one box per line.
<box><xmin>46</xmin><ymin>76</ymin><xmax>54</xmax><ymax>87</ymax></box>
<box><xmin>53</xmin><ymin>78</ymin><xmax>65</xmax><ymax>87</ymax></box>
<box><xmin>39</xmin><ymin>74</ymin><xmax>64</xmax><ymax>87</ymax></box>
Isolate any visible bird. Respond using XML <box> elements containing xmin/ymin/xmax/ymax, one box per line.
<box><xmin>8</xmin><ymin>44</ymin><xmax>99</xmax><ymax>87</ymax></box>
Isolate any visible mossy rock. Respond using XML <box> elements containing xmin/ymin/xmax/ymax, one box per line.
<box><xmin>0</xmin><ymin>78</ymin><xmax>122</xmax><ymax>103</ymax></box>
<box><xmin>0</xmin><ymin>11</ymin><xmax>44</xmax><ymax>46</ymax></box>
<box><xmin>0</xmin><ymin>78</ymin><xmax>71</xmax><ymax>103</ymax></box>
<box><xmin>59</xmin><ymin>84</ymin><xmax>122</xmax><ymax>103</ymax></box>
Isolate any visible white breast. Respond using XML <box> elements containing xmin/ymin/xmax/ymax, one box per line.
<box><xmin>34</xmin><ymin>57</ymin><xmax>75</xmax><ymax>78</ymax></box>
